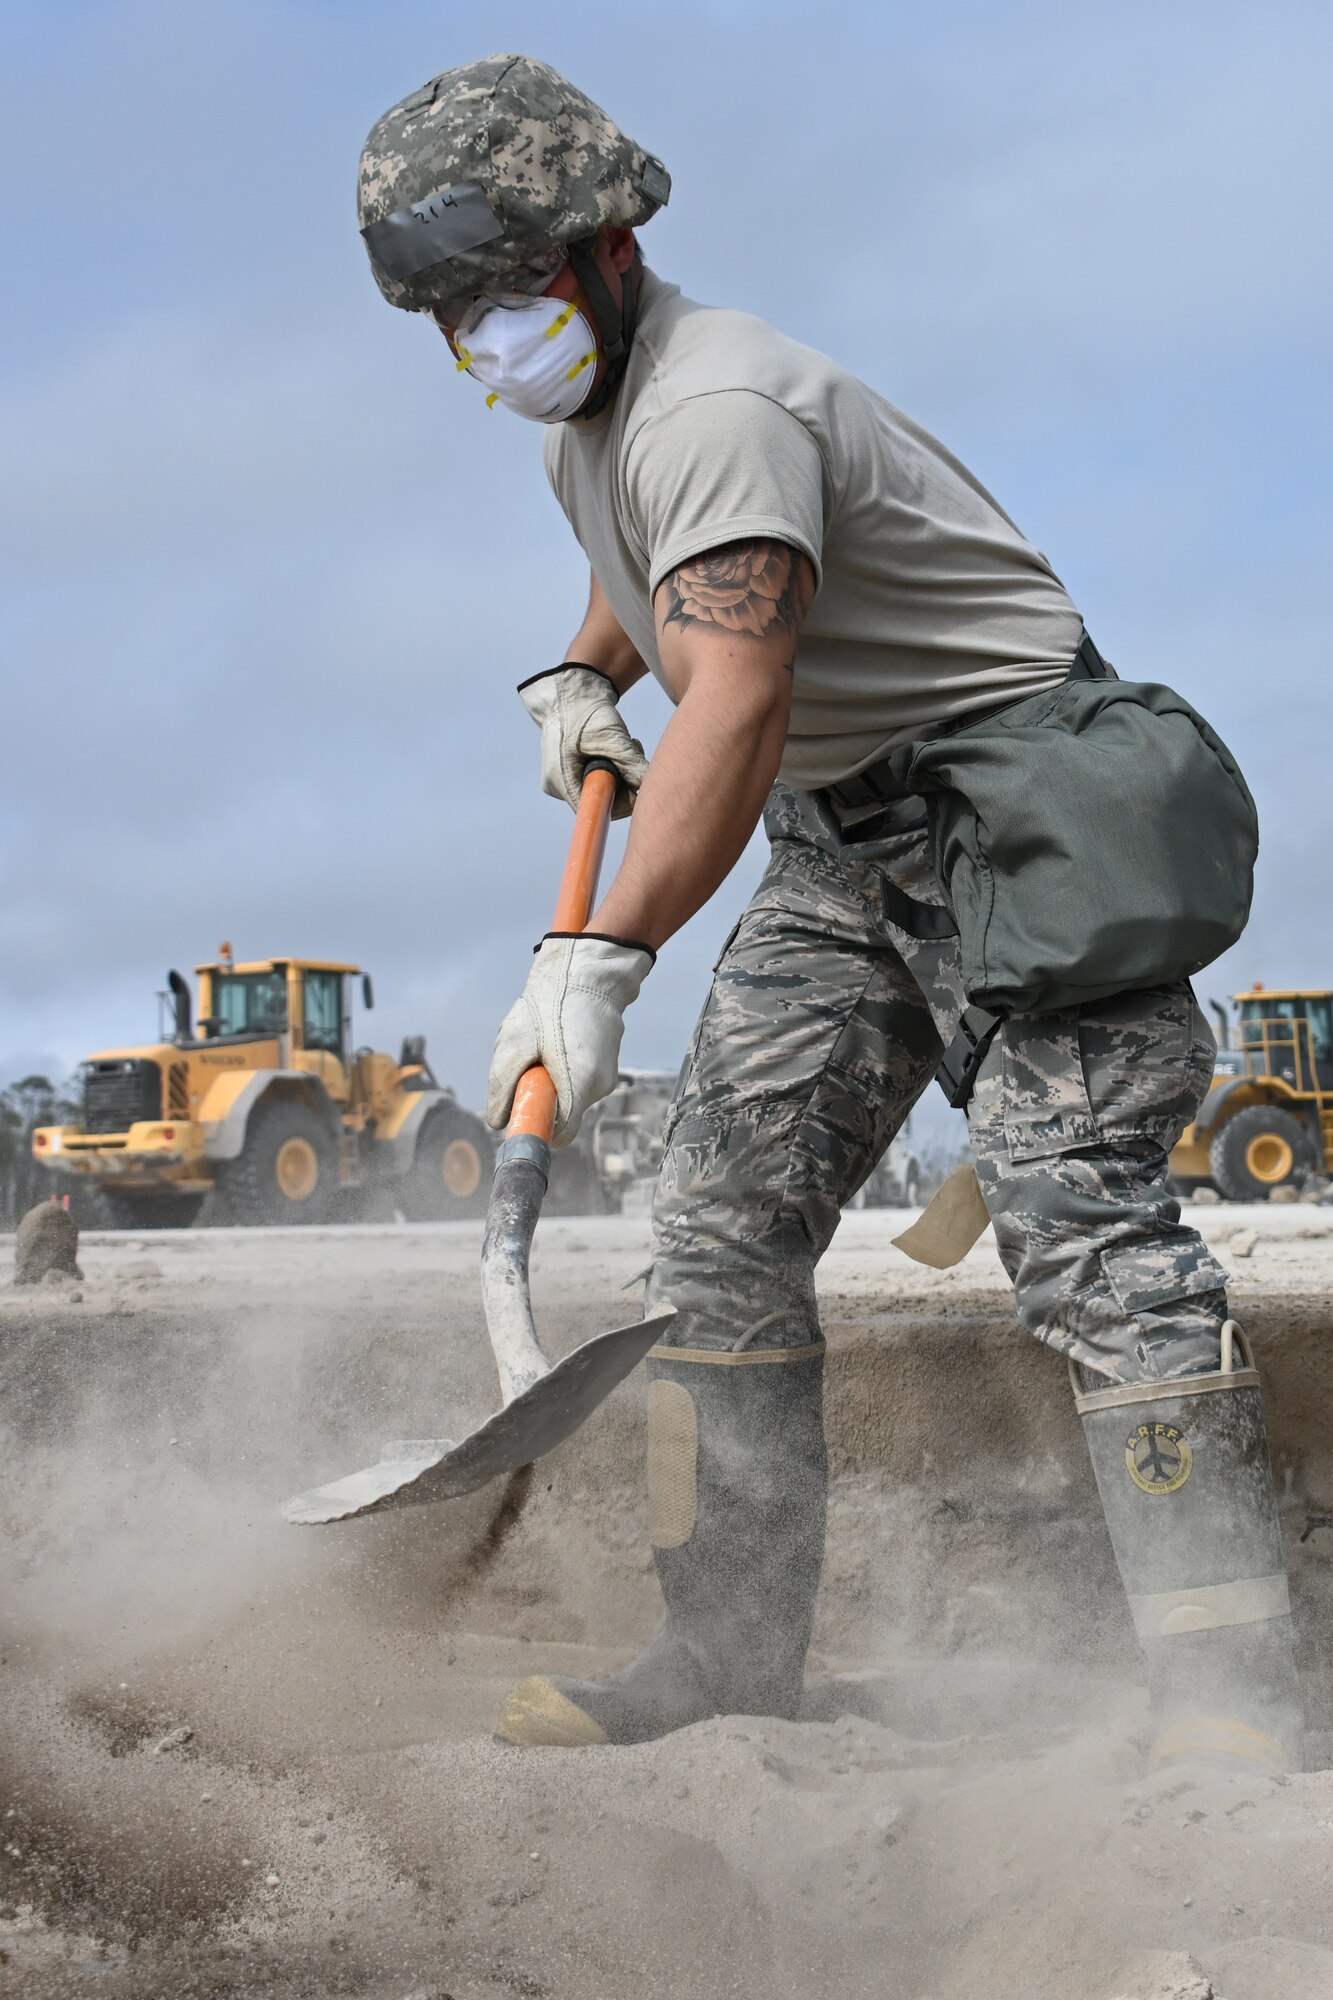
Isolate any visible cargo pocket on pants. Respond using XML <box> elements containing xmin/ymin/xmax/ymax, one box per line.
<box><xmin>1100</xmin><ymin>1238</ymin><xmax>1230</xmax><ymax>1316</ymax></box>
<box><xmin>1079</xmin><ymin>985</ymin><xmax>1216</xmax><ymax>1151</ymax></box>
<box><xmin>1000</xmin><ymin>1013</ymin><xmax>1100</xmax><ymax>1162</ymax></box>
<box><xmin>1002</xmin><ymin>985</ymin><xmax>1216</xmax><ymax>1163</ymax></box>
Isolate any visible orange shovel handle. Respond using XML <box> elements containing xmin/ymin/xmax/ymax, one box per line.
<box><xmin>507</xmin><ymin>762</ymin><xmax>618</xmax><ymax>1142</ymax></box>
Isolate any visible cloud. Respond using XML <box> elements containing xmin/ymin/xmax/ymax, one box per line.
<box><xmin>2</xmin><ymin>0</ymin><xmax>1330</xmax><ymax>1110</ymax></box>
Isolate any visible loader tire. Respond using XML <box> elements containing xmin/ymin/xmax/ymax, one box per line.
<box><xmin>1209</xmin><ymin>1105</ymin><xmax>1311</xmax><ymax>1202</ymax></box>
<box><xmin>401</xmin><ymin>1108</ymin><xmax>492</xmax><ymax>1221</ymax></box>
<box><xmin>92</xmin><ymin>1191</ymin><xmax>204</xmax><ymax>1231</ymax></box>
<box><xmin>220</xmin><ymin>1099</ymin><xmax>337</xmax><ymax>1225</ymax></box>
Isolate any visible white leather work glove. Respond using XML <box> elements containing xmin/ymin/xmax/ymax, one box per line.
<box><xmin>518</xmin><ymin>665</ymin><xmax>649</xmax><ymax>819</ymax></box>
<box><xmin>487</xmin><ymin>933</ymin><xmax>655</xmax><ymax>1145</ymax></box>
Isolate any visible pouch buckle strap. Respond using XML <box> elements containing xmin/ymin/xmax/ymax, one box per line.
<box><xmin>1069</xmin><ymin>628</ymin><xmax>1116</xmax><ymax>682</ymax></box>
<box><xmin>878</xmin><ymin>874</ymin><xmax>959</xmax><ymax>943</ymax></box>
<box><xmin>823</xmin><ymin>761</ymin><xmax>916</xmax><ymax>815</ymax></box>
<box><xmin>936</xmin><ymin>1004</ymin><xmax>1004</xmax><ymax>1111</ymax></box>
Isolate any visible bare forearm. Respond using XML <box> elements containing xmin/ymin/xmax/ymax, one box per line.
<box><xmin>593</xmin><ymin>539</ymin><xmax>813</xmax><ymax>949</ymax></box>
<box><xmin>592</xmin><ymin>669</ymin><xmax>788</xmax><ymax>950</ymax></box>
<box><xmin>563</xmin><ymin>571</ymin><xmax>647</xmax><ymax>695</ymax></box>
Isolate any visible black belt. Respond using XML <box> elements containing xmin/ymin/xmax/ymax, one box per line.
<box><xmin>823</xmin><ymin>628</ymin><xmax>1114</xmax><ymax>819</ymax></box>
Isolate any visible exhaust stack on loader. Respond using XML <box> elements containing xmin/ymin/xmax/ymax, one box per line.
<box><xmin>282</xmin><ymin>762</ymin><xmax>673</xmax><ymax>1525</ymax></box>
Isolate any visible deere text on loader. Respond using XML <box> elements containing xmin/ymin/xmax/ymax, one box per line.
<box><xmin>1170</xmin><ymin>987</ymin><xmax>1333</xmax><ymax>1200</ymax></box>
<box><xmin>32</xmin><ymin>948</ymin><xmax>493</xmax><ymax>1227</ymax></box>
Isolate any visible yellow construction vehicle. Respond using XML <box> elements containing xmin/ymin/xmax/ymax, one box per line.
<box><xmin>31</xmin><ymin>947</ymin><xmax>493</xmax><ymax>1227</ymax></box>
<box><xmin>1169</xmin><ymin>986</ymin><xmax>1333</xmax><ymax>1200</ymax></box>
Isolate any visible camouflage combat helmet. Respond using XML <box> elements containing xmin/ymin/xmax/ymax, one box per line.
<box><xmin>358</xmin><ymin>54</ymin><xmax>670</xmax><ymax>317</ymax></box>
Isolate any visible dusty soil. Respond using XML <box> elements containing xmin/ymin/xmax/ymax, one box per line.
<box><xmin>1</xmin><ymin>1205</ymin><xmax>1332</xmax><ymax>1999</ymax></box>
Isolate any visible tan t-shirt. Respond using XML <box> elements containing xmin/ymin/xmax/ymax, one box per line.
<box><xmin>545</xmin><ymin>269</ymin><xmax>1084</xmax><ymax>789</ymax></box>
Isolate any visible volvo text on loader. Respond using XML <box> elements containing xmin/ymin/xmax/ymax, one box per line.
<box><xmin>31</xmin><ymin>948</ymin><xmax>493</xmax><ymax>1227</ymax></box>
<box><xmin>1169</xmin><ymin>986</ymin><xmax>1333</xmax><ymax>1200</ymax></box>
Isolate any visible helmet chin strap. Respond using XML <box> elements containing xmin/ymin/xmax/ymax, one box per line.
<box><xmin>565</xmin><ymin>239</ymin><xmax>640</xmax><ymax>419</ymax></box>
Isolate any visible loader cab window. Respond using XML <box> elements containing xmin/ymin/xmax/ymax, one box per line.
<box><xmin>1239</xmin><ymin>998</ymin><xmax>1302</xmax><ymax>1048</ymax></box>
<box><xmin>302</xmin><ymin>971</ymin><xmax>345</xmax><ymax>1056</ymax></box>
<box><xmin>1302</xmin><ymin>998</ymin><xmax>1333</xmax><ymax>1087</ymax></box>
<box><xmin>1239</xmin><ymin>997</ymin><xmax>1333</xmax><ymax>1086</ymax></box>
<box><xmin>212</xmin><ymin>971</ymin><xmax>287</xmax><ymax>1037</ymax></box>
<box><xmin>1305</xmin><ymin>998</ymin><xmax>1333</xmax><ymax>1067</ymax></box>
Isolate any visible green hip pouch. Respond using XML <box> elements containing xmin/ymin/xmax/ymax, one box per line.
<box><xmin>824</xmin><ymin>639</ymin><xmax>1258</xmax><ymax>1023</ymax></box>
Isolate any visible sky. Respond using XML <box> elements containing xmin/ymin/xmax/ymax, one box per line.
<box><xmin>2</xmin><ymin>0</ymin><xmax>1330</xmax><ymax>1134</ymax></box>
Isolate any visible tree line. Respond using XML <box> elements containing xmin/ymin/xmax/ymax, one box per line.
<box><xmin>0</xmin><ymin>1075</ymin><xmax>81</xmax><ymax>1228</ymax></box>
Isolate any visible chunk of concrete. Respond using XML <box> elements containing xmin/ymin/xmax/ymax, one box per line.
<box><xmin>14</xmin><ymin>1202</ymin><xmax>81</xmax><ymax>1286</ymax></box>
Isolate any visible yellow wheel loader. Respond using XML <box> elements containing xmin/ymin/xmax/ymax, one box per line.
<box><xmin>1169</xmin><ymin>987</ymin><xmax>1333</xmax><ymax>1200</ymax></box>
<box><xmin>31</xmin><ymin>948</ymin><xmax>493</xmax><ymax>1227</ymax></box>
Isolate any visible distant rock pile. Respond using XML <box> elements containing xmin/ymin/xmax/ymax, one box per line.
<box><xmin>15</xmin><ymin>1200</ymin><xmax>81</xmax><ymax>1285</ymax></box>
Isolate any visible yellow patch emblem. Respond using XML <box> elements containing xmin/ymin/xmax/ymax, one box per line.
<box><xmin>1126</xmin><ymin>1421</ymin><xmax>1193</xmax><ymax>1495</ymax></box>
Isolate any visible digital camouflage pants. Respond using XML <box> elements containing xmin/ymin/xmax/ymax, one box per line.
<box><xmin>647</xmin><ymin>784</ymin><xmax>1229</xmax><ymax>1385</ymax></box>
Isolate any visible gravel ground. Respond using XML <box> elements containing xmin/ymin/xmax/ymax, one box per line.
<box><xmin>1</xmin><ymin>1204</ymin><xmax>1331</xmax><ymax>1998</ymax></box>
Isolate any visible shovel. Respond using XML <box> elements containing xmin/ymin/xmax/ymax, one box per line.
<box><xmin>282</xmin><ymin>759</ymin><xmax>674</xmax><ymax>1525</ymax></box>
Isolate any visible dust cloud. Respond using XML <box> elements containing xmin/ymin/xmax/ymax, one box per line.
<box><xmin>2</xmin><ymin>1212</ymin><xmax>1332</xmax><ymax>1998</ymax></box>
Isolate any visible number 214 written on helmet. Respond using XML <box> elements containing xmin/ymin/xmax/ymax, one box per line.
<box><xmin>358</xmin><ymin>53</ymin><xmax>669</xmax><ymax>317</ymax></box>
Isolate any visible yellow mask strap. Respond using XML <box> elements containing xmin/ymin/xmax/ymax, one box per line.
<box><xmin>543</xmin><ymin>296</ymin><xmax>583</xmax><ymax>340</ymax></box>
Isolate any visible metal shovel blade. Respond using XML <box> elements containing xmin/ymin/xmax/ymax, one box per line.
<box><xmin>281</xmin><ymin>1308</ymin><xmax>674</xmax><ymax>1525</ymax></box>
<box><xmin>283</xmin><ymin>768</ymin><xmax>660</xmax><ymax>1531</ymax></box>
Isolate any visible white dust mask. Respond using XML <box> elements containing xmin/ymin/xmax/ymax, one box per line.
<box><xmin>455</xmin><ymin>293</ymin><xmax>599</xmax><ymax>424</ymax></box>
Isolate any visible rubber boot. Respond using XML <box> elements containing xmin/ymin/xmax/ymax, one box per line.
<box><xmin>496</xmin><ymin>1340</ymin><xmax>828</xmax><ymax>1747</ymax></box>
<box><xmin>1076</xmin><ymin>1323</ymin><xmax>1304</xmax><ymax>1776</ymax></box>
